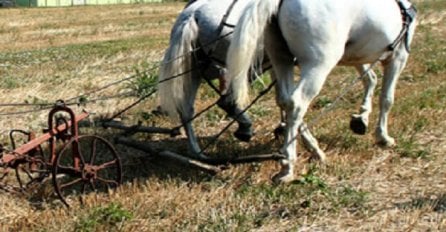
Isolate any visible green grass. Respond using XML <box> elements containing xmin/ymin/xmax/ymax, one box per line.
<box><xmin>75</xmin><ymin>203</ymin><xmax>133</xmax><ymax>232</ymax></box>
<box><xmin>0</xmin><ymin>76</ymin><xmax>22</xmax><ymax>89</ymax></box>
<box><xmin>0</xmin><ymin>36</ymin><xmax>165</xmax><ymax>67</ymax></box>
<box><xmin>126</xmin><ymin>64</ymin><xmax>159</xmax><ymax>98</ymax></box>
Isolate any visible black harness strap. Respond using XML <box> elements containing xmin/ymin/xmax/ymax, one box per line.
<box><xmin>205</xmin><ymin>0</ymin><xmax>239</xmax><ymax>65</ymax></box>
<box><xmin>184</xmin><ymin>0</ymin><xmax>197</xmax><ymax>9</ymax></box>
<box><xmin>216</xmin><ymin>0</ymin><xmax>238</xmax><ymax>31</ymax></box>
<box><xmin>388</xmin><ymin>0</ymin><xmax>417</xmax><ymax>52</ymax></box>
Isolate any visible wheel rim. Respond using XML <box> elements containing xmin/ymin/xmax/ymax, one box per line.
<box><xmin>53</xmin><ymin>135</ymin><xmax>122</xmax><ymax>207</ymax></box>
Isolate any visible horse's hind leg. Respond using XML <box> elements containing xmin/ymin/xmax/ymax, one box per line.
<box><xmin>202</xmin><ymin>62</ymin><xmax>253</xmax><ymax>142</ymax></box>
<box><xmin>181</xmin><ymin>71</ymin><xmax>207</xmax><ymax>158</ymax></box>
<box><xmin>376</xmin><ymin>50</ymin><xmax>409</xmax><ymax>147</ymax></box>
<box><xmin>279</xmin><ymin>57</ymin><xmax>340</xmax><ymax>179</ymax></box>
<box><xmin>270</xmin><ymin>70</ymin><xmax>326</xmax><ymax>161</ymax></box>
<box><xmin>217</xmin><ymin>88</ymin><xmax>253</xmax><ymax>142</ymax></box>
<box><xmin>300</xmin><ymin>124</ymin><xmax>326</xmax><ymax>162</ymax></box>
<box><xmin>350</xmin><ymin>64</ymin><xmax>378</xmax><ymax>135</ymax></box>
<box><xmin>264</xmin><ymin>22</ymin><xmax>333</xmax><ymax>182</ymax></box>
<box><xmin>273</xmin><ymin>109</ymin><xmax>286</xmax><ymax>139</ymax></box>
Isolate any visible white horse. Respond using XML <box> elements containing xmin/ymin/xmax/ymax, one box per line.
<box><xmin>226</xmin><ymin>0</ymin><xmax>417</xmax><ymax>182</ymax></box>
<box><xmin>158</xmin><ymin>0</ymin><xmax>268</xmax><ymax>159</ymax></box>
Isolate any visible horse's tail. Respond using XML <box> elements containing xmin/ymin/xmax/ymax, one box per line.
<box><xmin>227</xmin><ymin>0</ymin><xmax>281</xmax><ymax>107</ymax></box>
<box><xmin>158</xmin><ymin>15</ymin><xmax>199</xmax><ymax>120</ymax></box>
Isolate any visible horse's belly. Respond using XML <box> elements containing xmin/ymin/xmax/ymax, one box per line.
<box><xmin>339</xmin><ymin>31</ymin><xmax>397</xmax><ymax>65</ymax></box>
<box><xmin>339</xmin><ymin>46</ymin><xmax>387</xmax><ymax>65</ymax></box>
<box><xmin>338</xmin><ymin>55</ymin><xmax>382</xmax><ymax>66</ymax></box>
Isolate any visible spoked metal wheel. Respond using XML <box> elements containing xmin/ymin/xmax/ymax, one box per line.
<box><xmin>52</xmin><ymin>135</ymin><xmax>122</xmax><ymax>207</ymax></box>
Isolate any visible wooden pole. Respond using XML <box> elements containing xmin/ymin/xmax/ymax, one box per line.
<box><xmin>115</xmin><ymin>137</ymin><xmax>284</xmax><ymax>173</ymax></box>
<box><xmin>115</xmin><ymin>137</ymin><xmax>223</xmax><ymax>174</ymax></box>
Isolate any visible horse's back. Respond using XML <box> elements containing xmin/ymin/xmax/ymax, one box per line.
<box><xmin>193</xmin><ymin>0</ymin><xmax>253</xmax><ymax>60</ymax></box>
<box><xmin>278</xmin><ymin>0</ymin><xmax>404</xmax><ymax>65</ymax></box>
<box><xmin>343</xmin><ymin>0</ymin><xmax>405</xmax><ymax>63</ymax></box>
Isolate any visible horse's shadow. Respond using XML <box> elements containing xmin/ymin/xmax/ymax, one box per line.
<box><xmin>394</xmin><ymin>193</ymin><xmax>446</xmax><ymax>213</ymax></box>
<box><xmin>7</xmin><ymin>131</ymin><xmax>279</xmax><ymax>209</ymax></box>
<box><xmin>113</xmin><ymin>132</ymin><xmax>282</xmax><ymax>184</ymax></box>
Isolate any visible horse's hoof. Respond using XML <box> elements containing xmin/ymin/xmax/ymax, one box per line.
<box><xmin>350</xmin><ymin>115</ymin><xmax>367</xmax><ymax>135</ymax></box>
<box><xmin>187</xmin><ymin>148</ymin><xmax>210</xmax><ymax>161</ymax></box>
<box><xmin>376</xmin><ymin>137</ymin><xmax>396</xmax><ymax>148</ymax></box>
<box><xmin>272</xmin><ymin>160</ymin><xmax>296</xmax><ymax>184</ymax></box>
<box><xmin>234</xmin><ymin>126</ymin><xmax>253</xmax><ymax>142</ymax></box>
<box><xmin>188</xmin><ymin>152</ymin><xmax>210</xmax><ymax>162</ymax></box>
<box><xmin>234</xmin><ymin>130</ymin><xmax>253</xmax><ymax>142</ymax></box>
<box><xmin>273</xmin><ymin>123</ymin><xmax>286</xmax><ymax>139</ymax></box>
<box><xmin>152</xmin><ymin>105</ymin><xmax>168</xmax><ymax>116</ymax></box>
<box><xmin>310</xmin><ymin>151</ymin><xmax>326</xmax><ymax>163</ymax></box>
<box><xmin>272</xmin><ymin>171</ymin><xmax>296</xmax><ymax>184</ymax></box>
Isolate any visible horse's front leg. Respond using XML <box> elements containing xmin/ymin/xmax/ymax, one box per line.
<box><xmin>350</xmin><ymin>64</ymin><xmax>378</xmax><ymax>135</ymax></box>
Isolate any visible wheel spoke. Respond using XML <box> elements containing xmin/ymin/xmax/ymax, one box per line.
<box><xmin>89</xmin><ymin>137</ymin><xmax>98</xmax><ymax>165</ymax></box>
<box><xmin>82</xmin><ymin>182</ymin><xmax>87</xmax><ymax>193</ymax></box>
<box><xmin>96</xmin><ymin>177</ymin><xmax>119</xmax><ymax>187</ymax></box>
<box><xmin>56</xmin><ymin>164</ymin><xmax>74</xmax><ymax>170</ymax></box>
<box><xmin>59</xmin><ymin>178</ymin><xmax>82</xmax><ymax>190</ymax></box>
<box><xmin>89</xmin><ymin>180</ymin><xmax>96</xmax><ymax>191</ymax></box>
<box><xmin>97</xmin><ymin>159</ymin><xmax>118</xmax><ymax>170</ymax></box>
<box><xmin>55</xmin><ymin>165</ymin><xmax>81</xmax><ymax>176</ymax></box>
<box><xmin>77</xmin><ymin>141</ymin><xmax>86</xmax><ymax>166</ymax></box>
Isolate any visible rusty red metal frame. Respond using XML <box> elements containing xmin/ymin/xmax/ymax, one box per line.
<box><xmin>0</xmin><ymin>111</ymin><xmax>88</xmax><ymax>165</ymax></box>
<box><xmin>0</xmin><ymin>102</ymin><xmax>122</xmax><ymax>207</ymax></box>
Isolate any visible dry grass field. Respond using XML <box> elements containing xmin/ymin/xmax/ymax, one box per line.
<box><xmin>0</xmin><ymin>1</ymin><xmax>445</xmax><ymax>231</ymax></box>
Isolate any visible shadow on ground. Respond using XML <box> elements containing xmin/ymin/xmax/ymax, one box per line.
<box><xmin>395</xmin><ymin>193</ymin><xmax>446</xmax><ymax>213</ymax></box>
